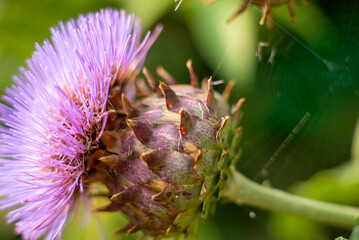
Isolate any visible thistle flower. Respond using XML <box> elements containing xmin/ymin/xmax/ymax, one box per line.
<box><xmin>0</xmin><ymin>8</ymin><xmax>161</xmax><ymax>240</ymax></box>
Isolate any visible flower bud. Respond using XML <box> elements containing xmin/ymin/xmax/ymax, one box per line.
<box><xmin>94</xmin><ymin>62</ymin><xmax>244</xmax><ymax>239</ymax></box>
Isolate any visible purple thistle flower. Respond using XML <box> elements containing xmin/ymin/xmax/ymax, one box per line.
<box><xmin>0</xmin><ymin>8</ymin><xmax>162</xmax><ymax>240</ymax></box>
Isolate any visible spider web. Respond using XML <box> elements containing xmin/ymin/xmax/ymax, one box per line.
<box><xmin>209</xmin><ymin>1</ymin><xmax>359</xmax><ymax>240</ymax></box>
<box><xmin>234</xmin><ymin>0</ymin><xmax>359</xmax><ymax>187</ymax></box>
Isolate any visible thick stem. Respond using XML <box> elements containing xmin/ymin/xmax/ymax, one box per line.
<box><xmin>221</xmin><ymin>167</ymin><xmax>359</xmax><ymax>229</ymax></box>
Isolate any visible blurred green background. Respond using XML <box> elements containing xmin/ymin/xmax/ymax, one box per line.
<box><xmin>1</xmin><ymin>0</ymin><xmax>359</xmax><ymax>239</ymax></box>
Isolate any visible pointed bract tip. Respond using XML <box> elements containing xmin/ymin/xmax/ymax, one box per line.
<box><xmin>98</xmin><ymin>155</ymin><xmax>121</xmax><ymax>169</ymax></box>
<box><xmin>126</xmin><ymin>119</ymin><xmax>153</xmax><ymax>144</ymax></box>
<box><xmin>156</xmin><ymin>66</ymin><xmax>176</xmax><ymax>85</ymax></box>
<box><xmin>206</xmin><ymin>77</ymin><xmax>215</xmax><ymax>107</ymax></box>
<box><xmin>217</xmin><ymin>116</ymin><xmax>230</xmax><ymax>140</ymax></box>
<box><xmin>93</xmin><ymin>202</ymin><xmax>123</xmax><ymax>212</ymax></box>
<box><xmin>222</xmin><ymin>80</ymin><xmax>235</xmax><ymax>100</ymax></box>
<box><xmin>143</xmin><ymin>67</ymin><xmax>160</xmax><ymax>93</ymax></box>
<box><xmin>121</xmin><ymin>93</ymin><xmax>138</xmax><ymax>118</ymax></box>
<box><xmin>152</xmin><ymin>186</ymin><xmax>174</xmax><ymax>203</ymax></box>
<box><xmin>200</xmin><ymin>181</ymin><xmax>207</xmax><ymax>198</ymax></box>
<box><xmin>113</xmin><ymin>221</ymin><xmax>136</xmax><ymax>234</ymax></box>
<box><xmin>110</xmin><ymin>186</ymin><xmax>139</xmax><ymax>203</ymax></box>
<box><xmin>186</xmin><ymin>59</ymin><xmax>199</xmax><ymax>88</ymax></box>
<box><xmin>127</xmin><ymin>216</ymin><xmax>150</xmax><ymax>235</ymax></box>
<box><xmin>179</xmin><ymin>108</ymin><xmax>193</xmax><ymax>135</ymax></box>
<box><xmin>125</xmin><ymin>119</ymin><xmax>135</xmax><ymax>129</ymax></box>
<box><xmin>159</xmin><ymin>82</ymin><xmax>179</xmax><ymax>109</ymax></box>
<box><xmin>166</xmin><ymin>224</ymin><xmax>173</xmax><ymax>235</ymax></box>
<box><xmin>193</xmin><ymin>149</ymin><xmax>202</xmax><ymax>170</ymax></box>
<box><xmin>231</xmin><ymin>97</ymin><xmax>245</xmax><ymax>115</ymax></box>
<box><xmin>141</xmin><ymin>151</ymin><xmax>162</xmax><ymax>171</ymax></box>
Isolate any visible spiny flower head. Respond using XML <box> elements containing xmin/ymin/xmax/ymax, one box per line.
<box><xmin>0</xmin><ymin>8</ymin><xmax>161</xmax><ymax>240</ymax></box>
<box><xmin>94</xmin><ymin>61</ymin><xmax>244</xmax><ymax>239</ymax></box>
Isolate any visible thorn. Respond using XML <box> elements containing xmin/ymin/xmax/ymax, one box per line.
<box><xmin>201</xmin><ymin>78</ymin><xmax>208</xmax><ymax>91</ymax></box>
<box><xmin>121</xmin><ymin>93</ymin><xmax>138</xmax><ymax>118</ymax></box>
<box><xmin>166</xmin><ymin>212</ymin><xmax>183</xmax><ymax>235</ymax></box>
<box><xmin>98</xmin><ymin>154</ymin><xmax>122</xmax><ymax>169</ymax></box>
<box><xmin>217</xmin><ymin>116</ymin><xmax>230</xmax><ymax>141</ymax></box>
<box><xmin>93</xmin><ymin>202</ymin><xmax>123</xmax><ymax>212</ymax></box>
<box><xmin>143</xmin><ymin>67</ymin><xmax>160</xmax><ymax>93</ymax></box>
<box><xmin>156</xmin><ymin>66</ymin><xmax>176</xmax><ymax>85</ymax></box>
<box><xmin>127</xmin><ymin>216</ymin><xmax>150</xmax><ymax>235</ymax></box>
<box><xmin>206</xmin><ymin>77</ymin><xmax>215</xmax><ymax>107</ymax></box>
<box><xmin>159</xmin><ymin>82</ymin><xmax>179</xmax><ymax>109</ymax></box>
<box><xmin>217</xmin><ymin>151</ymin><xmax>228</xmax><ymax>170</ymax></box>
<box><xmin>193</xmin><ymin>149</ymin><xmax>202</xmax><ymax>170</ymax></box>
<box><xmin>166</xmin><ymin>223</ymin><xmax>173</xmax><ymax>235</ymax></box>
<box><xmin>85</xmin><ymin>149</ymin><xmax>107</xmax><ymax>171</ymax></box>
<box><xmin>152</xmin><ymin>185</ymin><xmax>175</xmax><ymax>202</ymax></box>
<box><xmin>186</xmin><ymin>59</ymin><xmax>199</xmax><ymax>88</ymax></box>
<box><xmin>237</xmin><ymin>126</ymin><xmax>242</xmax><ymax>133</ymax></box>
<box><xmin>179</xmin><ymin>109</ymin><xmax>194</xmax><ymax>135</ymax></box>
<box><xmin>113</xmin><ymin>221</ymin><xmax>136</xmax><ymax>234</ymax></box>
<box><xmin>133</xmin><ymin>77</ymin><xmax>151</xmax><ymax>98</ymax></box>
<box><xmin>140</xmin><ymin>151</ymin><xmax>162</xmax><ymax>171</ymax></box>
<box><xmin>231</xmin><ymin>97</ymin><xmax>245</xmax><ymax>115</ymax></box>
<box><xmin>200</xmin><ymin>181</ymin><xmax>207</xmax><ymax>198</ymax></box>
<box><xmin>126</xmin><ymin>119</ymin><xmax>153</xmax><ymax>144</ymax></box>
<box><xmin>110</xmin><ymin>186</ymin><xmax>139</xmax><ymax>202</ymax></box>
<box><xmin>222</xmin><ymin>80</ymin><xmax>235</xmax><ymax>100</ymax></box>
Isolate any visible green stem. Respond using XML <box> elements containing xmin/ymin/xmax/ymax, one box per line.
<box><xmin>221</xmin><ymin>167</ymin><xmax>359</xmax><ymax>229</ymax></box>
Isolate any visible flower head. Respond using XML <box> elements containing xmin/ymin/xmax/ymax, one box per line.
<box><xmin>0</xmin><ymin>8</ymin><xmax>161</xmax><ymax>240</ymax></box>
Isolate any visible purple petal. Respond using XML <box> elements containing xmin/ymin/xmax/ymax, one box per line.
<box><xmin>0</xmin><ymin>8</ymin><xmax>161</xmax><ymax>240</ymax></box>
